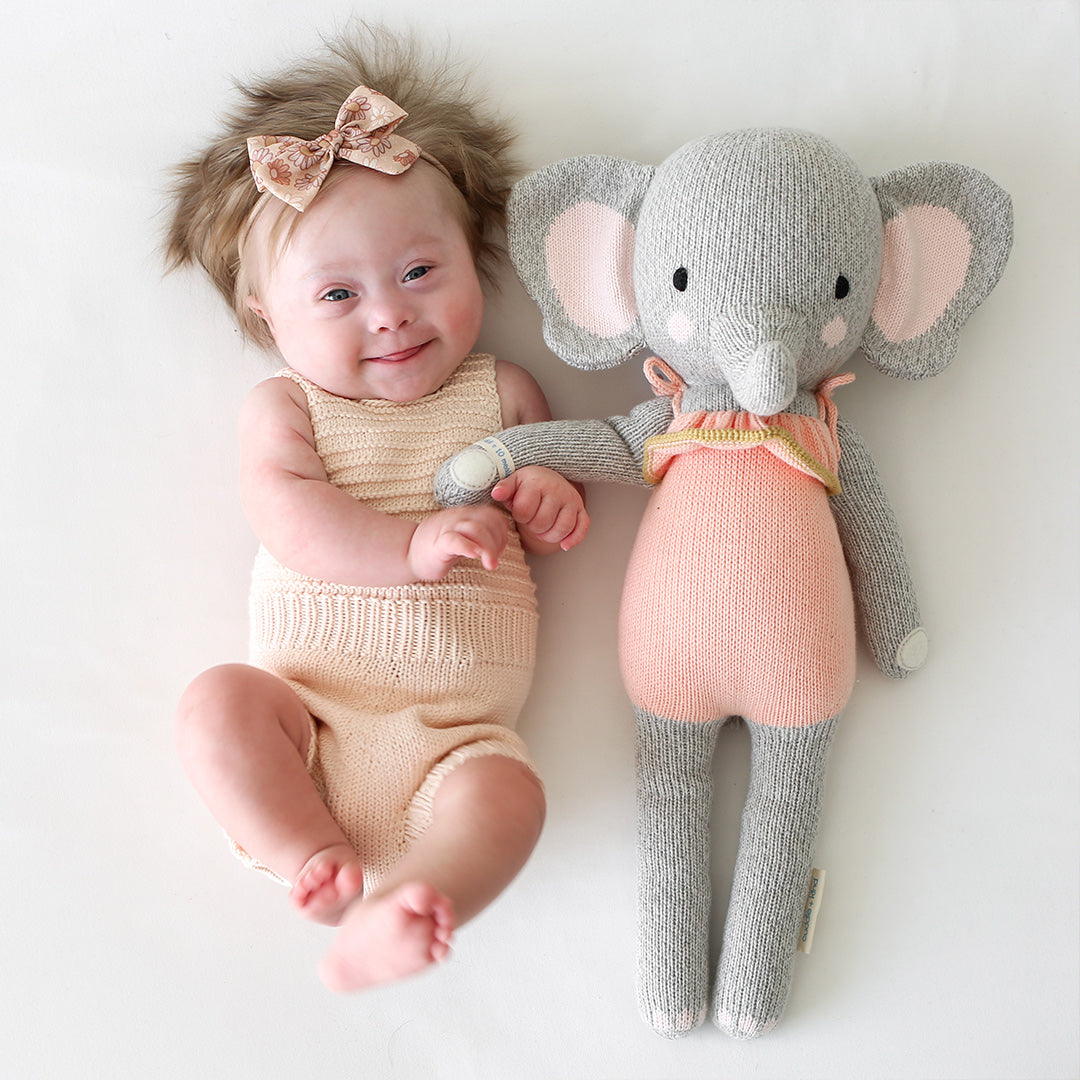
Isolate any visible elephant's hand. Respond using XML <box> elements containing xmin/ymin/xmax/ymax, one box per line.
<box><xmin>878</xmin><ymin>626</ymin><xmax>930</xmax><ymax>679</ymax></box>
<box><xmin>435</xmin><ymin>436</ymin><xmax>517</xmax><ymax>508</ymax></box>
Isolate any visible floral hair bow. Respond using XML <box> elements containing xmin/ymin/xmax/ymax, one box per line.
<box><xmin>247</xmin><ymin>86</ymin><xmax>421</xmax><ymax>211</ymax></box>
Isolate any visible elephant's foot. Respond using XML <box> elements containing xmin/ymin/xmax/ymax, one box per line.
<box><xmin>713</xmin><ymin>1007</ymin><xmax>780</xmax><ymax>1040</ymax></box>
<box><xmin>642</xmin><ymin>1000</ymin><xmax>709</xmax><ymax>1040</ymax></box>
<box><xmin>710</xmin><ymin>913</ymin><xmax>796</xmax><ymax>1039</ymax></box>
<box><xmin>637</xmin><ymin>911</ymin><xmax>711</xmax><ymax>1039</ymax></box>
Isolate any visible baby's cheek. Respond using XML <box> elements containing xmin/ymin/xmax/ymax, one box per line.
<box><xmin>822</xmin><ymin>316</ymin><xmax>848</xmax><ymax>349</ymax></box>
<box><xmin>667</xmin><ymin>310</ymin><xmax>695</xmax><ymax>344</ymax></box>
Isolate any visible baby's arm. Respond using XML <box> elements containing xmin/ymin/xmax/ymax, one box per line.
<box><xmin>493</xmin><ymin>362</ymin><xmax>589</xmax><ymax>554</ymax></box>
<box><xmin>239</xmin><ymin>377</ymin><xmax>508</xmax><ymax>585</ymax></box>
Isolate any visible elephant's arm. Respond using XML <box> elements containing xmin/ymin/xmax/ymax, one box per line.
<box><xmin>832</xmin><ymin>417</ymin><xmax>928</xmax><ymax>679</ymax></box>
<box><xmin>435</xmin><ymin>396</ymin><xmax>673</xmax><ymax>506</ymax></box>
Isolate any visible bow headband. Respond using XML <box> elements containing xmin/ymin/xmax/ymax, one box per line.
<box><xmin>247</xmin><ymin>86</ymin><xmax>422</xmax><ymax>212</ymax></box>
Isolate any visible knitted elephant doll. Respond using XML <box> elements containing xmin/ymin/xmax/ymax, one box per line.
<box><xmin>435</xmin><ymin>129</ymin><xmax>1012</xmax><ymax>1038</ymax></box>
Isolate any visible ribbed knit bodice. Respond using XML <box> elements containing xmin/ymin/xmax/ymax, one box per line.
<box><xmin>249</xmin><ymin>354</ymin><xmax>537</xmax><ymax>663</ymax></box>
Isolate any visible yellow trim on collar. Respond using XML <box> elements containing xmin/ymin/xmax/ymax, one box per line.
<box><xmin>642</xmin><ymin>426</ymin><xmax>842</xmax><ymax>494</ymax></box>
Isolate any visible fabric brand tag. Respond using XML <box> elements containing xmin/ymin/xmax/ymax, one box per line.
<box><xmin>798</xmin><ymin>868</ymin><xmax>826</xmax><ymax>955</ymax></box>
<box><xmin>478</xmin><ymin>436</ymin><xmax>515</xmax><ymax>478</ymax></box>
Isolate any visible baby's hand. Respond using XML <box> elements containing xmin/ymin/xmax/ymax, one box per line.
<box><xmin>408</xmin><ymin>504</ymin><xmax>509</xmax><ymax>581</ymax></box>
<box><xmin>492</xmin><ymin>466</ymin><xmax>589</xmax><ymax>553</ymax></box>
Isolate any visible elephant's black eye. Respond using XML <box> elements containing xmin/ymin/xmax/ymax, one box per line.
<box><xmin>673</xmin><ymin>267</ymin><xmax>688</xmax><ymax>292</ymax></box>
<box><xmin>835</xmin><ymin>275</ymin><xmax>850</xmax><ymax>300</ymax></box>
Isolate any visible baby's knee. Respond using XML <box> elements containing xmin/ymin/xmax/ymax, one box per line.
<box><xmin>174</xmin><ymin>663</ymin><xmax>264</xmax><ymax>759</ymax></box>
<box><xmin>447</xmin><ymin>756</ymin><xmax>546</xmax><ymax>831</ymax></box>
<box><xmin>496</xmin><ymin>758</ymin><xmax>545</xmax><ymax>818</ymax></box>
<box><xmin>512</xmin><ymin>764</ymin><xmax>547</xmax><ymax>835</ymax></box>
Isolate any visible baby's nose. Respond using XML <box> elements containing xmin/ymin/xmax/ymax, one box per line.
<box><xmin>367</xmin><ymin>291</ymin><xmax>414</xmax><ymax>332</ymax></box>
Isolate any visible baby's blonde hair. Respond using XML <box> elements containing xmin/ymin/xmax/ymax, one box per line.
<box><xmin>166</xmin><ymin>24</ymin><xmax>518</xmax><ymax>348</ymax></box>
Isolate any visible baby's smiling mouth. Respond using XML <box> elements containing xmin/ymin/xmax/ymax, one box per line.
<box><xmin>368</xmin><ymin>341</ymin><xmax>429</xmax><ymax>363</ymax></box>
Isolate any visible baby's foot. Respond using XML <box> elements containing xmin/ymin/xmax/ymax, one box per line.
<box><xmin>290</xmin><ymin>844</ymin><xmax>365</xmax><ymax>926</ymax></box>
<box><xmin>318</xmin><ymin>881</ymin><xmax>455</xmax><ymax>992</ymax></box>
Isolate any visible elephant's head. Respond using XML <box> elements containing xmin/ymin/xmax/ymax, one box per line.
<box><xmin>509</xmin><ymin>129</ymin><xmax>1012</xmax><ymax>415</ymax></box>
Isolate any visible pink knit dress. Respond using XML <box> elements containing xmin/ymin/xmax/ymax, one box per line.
<box><xmin>619</xmin><ymin>362</ymin><xmax>856</xmax><ymax>729</ymax></box>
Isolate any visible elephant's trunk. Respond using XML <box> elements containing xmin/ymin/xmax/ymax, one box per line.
<box><xmin>712</xmin><ymin>310</ymin><xmax>807</xmax><ymax>416</ymax></box>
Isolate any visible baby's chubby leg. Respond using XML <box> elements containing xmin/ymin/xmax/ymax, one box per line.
<box><xmin>174</xmin><ymin>664</ymin><xmax>363</xmax><ymax>924</ymax></box>
<box><xmin>319</xmin><ymin>755</ymin><xmax>545</xmax><ymax>992</ymax></box>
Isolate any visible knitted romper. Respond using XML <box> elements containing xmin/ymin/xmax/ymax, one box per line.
<box><xmin>619</xmin><ymin>362</ymin><xmax>857</xmax><ymax>728</ymax></box>
<box><xmin>242</xmin><ymin>354</ymin><xmax>539</xmax><ymax>891</ymax></box>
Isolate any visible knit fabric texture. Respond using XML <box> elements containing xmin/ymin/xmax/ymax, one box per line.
<box><xmin>620</xmin><ymin>375</ymin><xmax>856</xmax><ymax>729</ymax></box>
<box><xmin>241</xmin><ymin>354</ymin><xmax>539</xmax><ymax>891</ymax></box>
<box><xmin>469</xmin><ymin>127</ymin><xmax>1011</xmax><ymax>1040</ymax></box>
<box><xmin>633</xmin><ymin>712</ymin><xmax>837</xmax><ymax>1039</ymax></box>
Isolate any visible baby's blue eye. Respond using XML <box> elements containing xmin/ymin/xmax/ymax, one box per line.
<box><xmin>404</xmin><ymin>266</ymin><xmax>430</xmax><ymax>282</ymax></box>
<box><xmin>321</xmin><ymin>288</ymin><xmax>354</xmax><ymax>302</ymax></box>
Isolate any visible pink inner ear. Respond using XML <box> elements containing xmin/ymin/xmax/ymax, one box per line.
<box><xmin>545</xmin><ymin>201</ymin><xmax>637</xmax><ymax>338</ymax></box>
<box><xmin>872</xmin><ymin>205</ymin><xmax>973</xmax><ymax>343</ymax></box>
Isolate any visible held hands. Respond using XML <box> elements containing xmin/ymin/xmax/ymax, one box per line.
<box><xmin>492</xmin><ymin>465</ymin><xmax>589</xmax><ymax>554</ymax></box>
<box><xmin>410</xmin><ymin>466</ymin><xmax>589</xmax><ymax>580</ymax></box>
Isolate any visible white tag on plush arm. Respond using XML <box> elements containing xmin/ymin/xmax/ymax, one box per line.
<box><xmin>434</xmin><ymin>437</ymin><xmax>516</xmax><ymax>506</ymax></box>
<box><xmin>451</xmin><ymin>437</ymin><xmax>516</xmax><ymax>490</ymax></box>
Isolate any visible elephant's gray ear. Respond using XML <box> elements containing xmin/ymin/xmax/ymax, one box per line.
<box><xmin>863</xmin><ymin>162</ymin><xmax>1012</xmax><ymax>379</ymax></box>
<box><xmin>508</xmin><ymin>155</ymin><xmax>654</xmax><ymax>370</ymax></box>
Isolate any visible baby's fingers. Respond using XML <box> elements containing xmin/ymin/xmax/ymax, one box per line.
<box><xmin>556</xmin><ymin>505</ymin><xmax>590</xmax><ymax>550</ymax></box>
<box><xmin>437</xmin><ymin>530</ymin><xmax>498</xmax><ymax>571</ymax></box>
<box><xmin>445</xmin><ymin>511</ymin><xmax>508</xmax><ymax>570</ymax></box>
<box><xmin>495</xmin><ymin>478</ymin><xmax>566</xmax><ymax>536</ymax></box>
<box><xmin>524</xmin><ymin>491</ymin><xmax>566</xmax><ymax>536</ymax></box>
<box><xmin>536</xmin><ymin>503</ymin><xmax>589</xmax><ymax>549</ymax></box>
<box><xmin>492</xmin><ymin>473</ymin><xmax>539</xmax><ymax>520</ymax></box>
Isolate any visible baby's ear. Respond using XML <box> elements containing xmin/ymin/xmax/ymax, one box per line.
<box><xmin>244</xmin><ymin>295</ymin><xmax>274</xmax><ymax>337</ymax></box>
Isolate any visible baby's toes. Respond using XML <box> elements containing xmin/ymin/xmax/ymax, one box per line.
<box><xmin>290</xmin><ymin>846</ymin><xmax>363</xmax><ymax>922</ymax></box>
<box><xmin>408</xmin><ymin>887</ymin><xmax>454</xmax><ymax>958</ymax></box>
<box><xmin>300</xmin><ymin>864</ymin><xmax>332</xmax><ymax>895</ymax></box>
<box><xmin>398</xmin><ymin>881</ymin><xmax>441</xmax><ymax>917</ymax></box>
<box><xmin>433</xmin><ymin>894</ymin><xmax>455</xmax><ymax>935</ymax></box>
<box><xmin>335</xmin><ymin>860</ymin><xmax>364</xmax><ymax>899</ymax></box>
<box><xmin>297</xmin><ymin>860</ymin><xmax>330</xmax><ymax>891</ymax></box>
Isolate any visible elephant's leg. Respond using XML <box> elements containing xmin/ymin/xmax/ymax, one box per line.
<box><xmin>712</xmin><ymin>716</ymin><xmax>838</xmax><ymax>1038</ymax></box>
<box><xmin>635</xmin><ymin>707</ymin><xmax>721</xmax><ymax>1038</ymax></box>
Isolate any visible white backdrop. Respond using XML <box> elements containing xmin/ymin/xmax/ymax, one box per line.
<box><xmin>3</xmin><ymin>2</ymin><xmax>1077</xmax><ymax>1078</ymax></box>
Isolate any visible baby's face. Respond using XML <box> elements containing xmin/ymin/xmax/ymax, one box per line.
<box><xmin>249</xmin><ymin>162</ymin><xmax>484</xmax><ymax>402</ymax></box>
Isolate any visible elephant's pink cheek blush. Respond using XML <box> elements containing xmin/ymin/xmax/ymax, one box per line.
<box><xmin>822</xmin><ymin>316</ymin><xmax>847</xmax><ymax>348</ymax></box>
<box><xmin>668</xmin><ymin>310</ymin><xmax>694</xmax><ymax>343</ymax></box>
